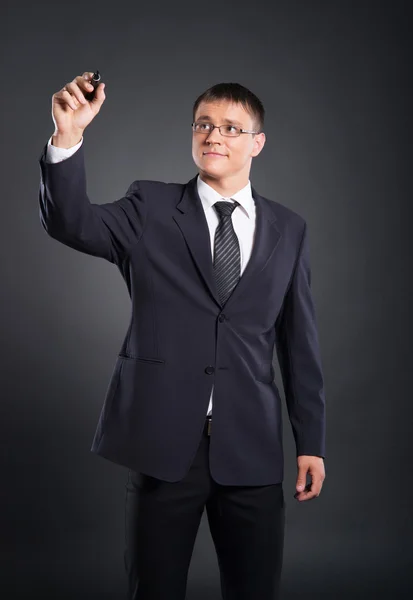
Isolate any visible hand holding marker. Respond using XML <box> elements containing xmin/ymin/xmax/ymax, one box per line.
<box><xmin>51</xmin><ymin>71</ymin><xmax>106</xmax><ymax>144</ymax></box>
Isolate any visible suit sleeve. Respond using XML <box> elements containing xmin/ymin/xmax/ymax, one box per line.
<box><xmin>38</xmin><ymin>141</ymin><xmax>146</xmax><ymax>265</ymax></box>
<box><xmin>275</xmin><ymin>221</ymin><xmax>326</xmax><ymax>459</ymax></box>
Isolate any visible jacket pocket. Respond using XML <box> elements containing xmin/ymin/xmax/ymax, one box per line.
<box><xmin>118</xmin><ymin>353</ymin><xmax>165</xmax><ymax>365</ymax></box>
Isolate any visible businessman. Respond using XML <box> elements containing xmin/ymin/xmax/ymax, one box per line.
<box><xmin>38</xmin><ymin>71</ymin><xmax>326</xmax><ymax>600</ymax></box>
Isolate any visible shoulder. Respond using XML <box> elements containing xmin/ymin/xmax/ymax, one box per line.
<box><xmin>258</xmin><ymin>193</ymin><xmax>306</xmax><ymax>233</ymax></box>
<box><xmin>127</xmin><ymin>179</ymin><xmax>185</xmax><ymax>196</ymax></box>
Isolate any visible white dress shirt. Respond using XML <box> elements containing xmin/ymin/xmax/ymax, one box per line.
<box><xmin>46</xmin><ymin>137</ymin><xmax>257</xmax><ymax>416</ymax></box>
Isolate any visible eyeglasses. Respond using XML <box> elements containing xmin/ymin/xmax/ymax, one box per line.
<box><xmin>192</xmin><ymin>122</ymin><xmax>259</xmax><ymax>137</ymax></box>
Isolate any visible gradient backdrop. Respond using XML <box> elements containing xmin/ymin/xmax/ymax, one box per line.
<box><xmin>1</xmin><ymin>0</ymin><xmax>411</xmax><ymax>598</ymax></box>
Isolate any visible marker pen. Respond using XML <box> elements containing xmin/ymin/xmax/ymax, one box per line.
<box><xmin>84</xmin><ymin>70</ymin><xmax>101</xmax><ymax>101</ymax></box>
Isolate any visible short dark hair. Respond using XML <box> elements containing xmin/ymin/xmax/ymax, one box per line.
<box><xmin>192</xmin><ymin>82</ymin><xmax>265</xmax><ymax>134</ymax></box>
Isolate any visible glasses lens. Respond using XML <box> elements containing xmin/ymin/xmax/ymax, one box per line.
<box><xmin>193</xmin><ymin>122</ymin><xmax>212</xmax><ymax>133</ymax></box>
<box><xmin>221</xmin><ymin>125</ymin><xmax>240</xmax><ymax>137</ymax></box>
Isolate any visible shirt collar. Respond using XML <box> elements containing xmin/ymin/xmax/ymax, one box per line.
<box><xmin>196</xmin><ymin>174</ymin><xmax>254</xmax><ymax>218</ymax></box>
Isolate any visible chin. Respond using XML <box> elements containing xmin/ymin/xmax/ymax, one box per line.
<box><xmin>200</xmin><ymin>166</ymin><xmax>227</xmax><ymax>179</ymax></box>
<box><xmin>201</xmin><ymin>158</ymin><xmax>226</xmax><ymax>171</ymax></box>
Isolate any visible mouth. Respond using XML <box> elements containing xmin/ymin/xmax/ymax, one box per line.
<box><xmin>203</xmin><ymin>152</ymin><xmax>226</xmax><ymax>157</ymax></box>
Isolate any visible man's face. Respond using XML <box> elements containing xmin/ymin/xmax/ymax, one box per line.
<box><xmin>191</xmin><ymin>100</ymin><xmax>265</xmax><ymax>184</ymax></box>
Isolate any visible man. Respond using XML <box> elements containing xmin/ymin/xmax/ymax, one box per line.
<box><xmin>38</xmin><ymin>72</ymin><xmax>326</xmax><ymax>600</ymax></box>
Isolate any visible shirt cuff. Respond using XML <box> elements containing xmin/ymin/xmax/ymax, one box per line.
<box><xmin>45</xmin><ymin>135</ymin><xmax>84</xmax><ymax>163</ymax></box>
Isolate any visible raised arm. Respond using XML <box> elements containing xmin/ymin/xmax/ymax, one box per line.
<box><xmin>38</xmin><ymin>72</ymin><xmax>146</xmax><ymax>265</ymax></box>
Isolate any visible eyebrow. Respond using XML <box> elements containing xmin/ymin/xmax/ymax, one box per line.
<box><xmin>196</xmin><ymin>115</ymin><xmax>243</xmax><ymax>126</ymax></box>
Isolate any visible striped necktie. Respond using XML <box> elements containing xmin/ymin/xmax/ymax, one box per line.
<box><xmin>213</xmin><ymin>200</ymin><xmax>241</xmax><ymax>305</ymax></box>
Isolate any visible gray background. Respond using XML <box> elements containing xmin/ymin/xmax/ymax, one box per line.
<box><xmin>1</xmin><ymin>0</ymin><xmax>411</xmax><ymax>598</ymax></box>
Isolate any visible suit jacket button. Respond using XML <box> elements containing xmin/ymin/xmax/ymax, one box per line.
<box><xmin>218</xmin><ymin>314</ymin><xmax>226</xmax><ymax>322</ymax></box>
<box><xmin>205</xmin><ymin>366</ymin><xmax>215</xmax><ymax>374</ymax></box>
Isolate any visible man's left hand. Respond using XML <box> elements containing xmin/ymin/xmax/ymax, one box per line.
<box><xmin>294</xmin><ymin>455</ymin><xmax>325</xmax><ymax>502</ymax></box>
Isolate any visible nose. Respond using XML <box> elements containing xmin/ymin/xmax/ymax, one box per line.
<box><xmin>205</xmin><ymin>128</ymin><xmax>223</xmax><ymax>144</ymax></box>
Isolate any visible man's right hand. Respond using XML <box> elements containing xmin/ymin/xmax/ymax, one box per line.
<box><xmin>51</xmin><ymin>72</ymin><xmax>106</xmax><ymax>147</ymax></box>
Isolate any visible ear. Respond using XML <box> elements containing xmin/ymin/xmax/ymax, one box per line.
<box><xmin>251</xmin><ymin>132</ymin><xmax>266</xmax><ymax>158</ymax></box>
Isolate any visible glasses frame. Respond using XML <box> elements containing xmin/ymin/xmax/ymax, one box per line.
<box><xmin>191</xmin><ymin>121</ymin><xmax>260</xmax><ymax>137</ymax></box>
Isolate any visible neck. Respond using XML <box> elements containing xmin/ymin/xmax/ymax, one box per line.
<box><xmin>198</xmin><ymin>171</ymin><xmax>249</xmax><ymax>197</ymax></box>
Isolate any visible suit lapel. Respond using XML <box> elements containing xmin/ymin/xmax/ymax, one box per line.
<box><xmin>172</xmin><ymin>174</ymin><xmax>282</xmax><ymax>309</ymax></box>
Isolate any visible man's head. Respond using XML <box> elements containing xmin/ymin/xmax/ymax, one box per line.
<box><xmin>192</xmin><ymin>83</ymin><xmax>266</xmax><ymax>191</ymax></box>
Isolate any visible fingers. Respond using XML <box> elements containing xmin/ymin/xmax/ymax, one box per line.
<box><xmin>294</xmin><ymin>473</ymin><xmax>325</xmax><ymax>501</ymax></box>
<box><xmin>76</xmin><ymin>73</ymin><xmax>95</xmax><ymax>93</ymax></box>
<box><xmin>294</xmin><ymin>456</ymin><xmax>325</xmax><ymax>502</ymax></box>
<box><xmin>61</xmin><ymin>87</ymin><xmax>83</xmax><ymax>110</ymax></box>
<box><xmin>90</xmin><ymin>81</ymin><xmax>106</xmax><ymax>103</ymax></box>
<box><xmin>66</xmin><ymin>78</ymin><xmax>93</xmax><ymax>105</ymax></box>
<box><xmin>58</xmin><ymin>74</ymin><xmax>97</xmax><ymax>109</ymax></box>
<box><xmin>54</xmin><ymin>73</ymin><xmax>106</xmax><ymax>117</ymax></box>
<box><xmin>294</xmin><ymin>480</ymin><xmax>322</xmax><ymax>501</ymax></box>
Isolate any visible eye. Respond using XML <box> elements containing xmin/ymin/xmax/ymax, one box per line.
<box><xmin>198</xmin><ymin>122</ymin><xmax>211</xmax><ymax>130</ymax></box>
<box><xmin>224</xmin><ymin>125</ymin><xmax>239</xmax><ymax>134</ymax></box>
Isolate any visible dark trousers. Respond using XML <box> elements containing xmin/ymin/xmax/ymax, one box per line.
<box><xmin>124</xmin><ymin>417</ymin><xmax>285</xmax><ymax>599</ymax></box>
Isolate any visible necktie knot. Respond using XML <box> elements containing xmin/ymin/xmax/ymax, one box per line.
<box><xmin>214</xmin><ymin>200</ymin><xmax>240</xmax><ymax>218</ymax></box>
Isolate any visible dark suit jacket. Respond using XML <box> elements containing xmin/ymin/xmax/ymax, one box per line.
<box><xmin>38</xmin><ymin>141</ymin><xmax>326</xmax><ymax>485</ymax></box>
